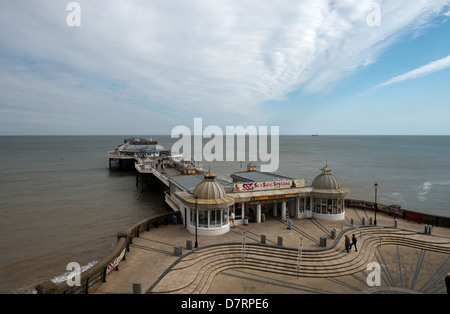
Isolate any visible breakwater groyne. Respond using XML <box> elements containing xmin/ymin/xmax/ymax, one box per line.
<box><xmin>35</xmin><ymin>211</ymin><xmax>181</xmax><ymax>294</ymax></box>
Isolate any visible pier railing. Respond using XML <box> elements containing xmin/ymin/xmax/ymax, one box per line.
<box><xmin>345</xmin><ymin>199</ymin><xmax>450</xmax><ymax>228</ymax></box>
<box><xmin>35</xmin><ymin>211</ymin><xmax>181</xmax><ymax>294</ymax></box>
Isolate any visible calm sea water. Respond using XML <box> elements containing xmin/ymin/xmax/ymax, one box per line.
<box><xmin>0</xmin><ymin>135</ymin><xmax>449</xmax><ymax>293</ymax></box>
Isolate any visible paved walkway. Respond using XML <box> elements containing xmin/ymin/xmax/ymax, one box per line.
<box><xmin>92</xmin><ymin>208</ymin><xmax>450</xmax><ymax>294</ymax></box>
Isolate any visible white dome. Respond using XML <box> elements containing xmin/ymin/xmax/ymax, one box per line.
<box><xmin>312</xmin><ymin>166</ymin><xmax>342</xmax><ymax>190</ymax></box>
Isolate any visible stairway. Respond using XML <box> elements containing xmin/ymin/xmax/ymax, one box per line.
<box><xmin>149</xmin><ymin>227</ymin><xmax>450</xmax><ymax>294</ymax></box>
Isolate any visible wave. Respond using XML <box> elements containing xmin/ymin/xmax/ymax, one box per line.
<box><xmin>51</xmin><ymin>260</ymin><xmax>98</xmax><ymax>284</ymax></box>
<box><xmin>418</xmin><ymin>180</ymin><xmax>450</xmax><ymax>202</ymax></box>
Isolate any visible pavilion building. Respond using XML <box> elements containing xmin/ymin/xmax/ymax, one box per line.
<box><xmin>169</xmin><ymin>163</ymin><xmax>349</xmax><ymax>236</ymax></box>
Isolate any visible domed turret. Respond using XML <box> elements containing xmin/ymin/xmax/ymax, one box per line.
<box><xmin>311</xmin><ymin>165</ymin><xmax>348</xmax><ymax>221</ymax></box>
<box><xmin>312</xmin><ymin>166</ymin><xmax>342</xmax><ymax>190</ymax></box>
<box><xmin>247</xmin><ymin>162</ymin><xmax>257</xmax><ymax>172</ymax></box>
<box><xmin>193</xmin><ymin>172</ymin><xmax>226</xmax><ymax>200</ymax></box>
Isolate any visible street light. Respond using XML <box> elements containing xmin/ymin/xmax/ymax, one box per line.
<box><xmin>195</xmin><ymin>196</ymin><xmax>198</xmax><ymax>248</ymax></box>
<box><xmin>374</xmin><ymin>182</ymin><xmax>378</xmax><ymax>226</ymax></box>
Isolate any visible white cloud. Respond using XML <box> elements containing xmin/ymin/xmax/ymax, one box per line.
<box><xmin>376</xmin><ymin>54</ymin><xmax>450</xmax><ymax>88</ymax></box>
<box><xmin>1</xmin><ymin>0</ymin><xmax>450</xmax><ymax>134</ymax></box>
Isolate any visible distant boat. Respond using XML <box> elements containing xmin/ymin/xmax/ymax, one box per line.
<box><xmin>312</xmin><ymin>134</ymin><xmax>319</xmax><ymax>136</ymax></box>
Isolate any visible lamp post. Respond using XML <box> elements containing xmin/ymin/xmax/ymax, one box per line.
<box><xmin>374</xmin><ymin>182</ymin><xmax>378</xmax><ymax>226</ymax></box>
<box><xmin>194</xmin><ymin>196</ymin><xmax>198</xmax><ymax>248</ymax></box>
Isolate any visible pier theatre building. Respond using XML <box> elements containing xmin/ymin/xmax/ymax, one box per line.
<box><xmin>169</xmin><ymin>163</ymin><xmax>349</xmax><ymax>236</ymax></box>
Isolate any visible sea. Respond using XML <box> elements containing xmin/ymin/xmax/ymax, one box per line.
<box><xmin>0</xmin><ymin>135</ymin><xmax>449</xmax><ymax>293</ymax></box>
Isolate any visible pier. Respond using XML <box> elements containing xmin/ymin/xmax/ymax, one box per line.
<box><xmin>34</xmin><ymin>139</ymin><xmax>450</xmax><ymax>295</ymax></box>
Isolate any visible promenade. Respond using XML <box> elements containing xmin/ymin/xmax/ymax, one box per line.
<box><xmin>92</xmin><ymin>208</ymin><xmax>450</xmax><ymax>294</ymax></box>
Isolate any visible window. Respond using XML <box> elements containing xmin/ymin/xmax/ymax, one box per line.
<box><xmin>211</xmin><ymin>210</ymin><xmax>221</xmax><ymax>228</ymax></box>
<box><xmin>199</xmin><ymin>211</ymin><xmax>208</xmax><ymax>227</ymax></box>
<box><xmin>299</xmin><ymin>198</ymin><xmax>305</xmax><ymax>213</ymax></box>
<box><xmin>222</xmin><ymin>209</ymin><xmax>228</xmax><ymax>226</ymax></box>
<box><xmin>190</xmin><ymin>208</ymin><xmax>196</xmax><ymax>226</ymax></box>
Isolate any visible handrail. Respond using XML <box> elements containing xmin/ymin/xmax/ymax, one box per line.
<box><xmin>296</xmin><ymin>237</ymin><xmax>303</xmax><ymax>277</ymax></box>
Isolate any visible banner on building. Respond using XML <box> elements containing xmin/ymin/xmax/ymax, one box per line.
<box><xmin>233</xmin><ymin>179</ymin><xmax>305</xmax><ymax>192</ymax></box>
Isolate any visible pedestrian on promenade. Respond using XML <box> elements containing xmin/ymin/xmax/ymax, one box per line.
<box><xmin>345</xmin><ymin>235</ymin><xmax>350</xmax><ymax>253</ymax></box>
<box><xmin>231</xmin><ymin>211</ymin><xmax>235</xmax><ymax>228</ymax></box>
<box><xmin>350</xmin><ymin>234</ymin><xmax>358</xmax><ymax>252</ymax></box>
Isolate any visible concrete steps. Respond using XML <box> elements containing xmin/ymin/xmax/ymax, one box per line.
<box><xmin>149</xmin><ymin>227</ymin><xmax>450</xmax><ymax>294</ymax></box>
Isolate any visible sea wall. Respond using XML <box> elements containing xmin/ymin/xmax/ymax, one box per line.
<box><xmin>346</xmin><ymin>199</ymin><xmax>450</xmax><ymax>228</ymax></box>
<box><xmin>35</xmin><ymin>198</ymin><xmax>449</xmax><ymax>294</ymax></box>
<box><xmin>35</xmin><ymin>211</ymin><xmax>181</xmax><ymax>294</ymax></box>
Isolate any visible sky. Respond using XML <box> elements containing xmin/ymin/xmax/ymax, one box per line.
<box><xmin>1</xmin><ymin>0</ymin><xmax>450</xmax><ymax>136</ymax></box>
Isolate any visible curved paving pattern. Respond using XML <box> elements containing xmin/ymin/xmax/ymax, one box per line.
<box><xmin>149</xmin><ymin>227</ymin><xmax>450</xmax><ymax>294</ymax></box>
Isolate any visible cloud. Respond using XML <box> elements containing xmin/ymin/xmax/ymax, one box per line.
<box><xmin>375</xmin><ymin>54</ymin><xmax>450</xmax><ymax>89</ymax></box>
<box><xmin>1</xmin><ymin>0</ymin><xmax>450</xmax><ymax>134</ymax></box>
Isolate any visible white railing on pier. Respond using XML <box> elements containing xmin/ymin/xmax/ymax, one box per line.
<box><xmin>108</xmin><ymin>152</ymin><xmax>135</xmax><ymax>159</ymax></box>
<box><xmin>296</xmin><ymin>237</ymin><xmax>303</xmax><ymax>277</ymax></box>
<box><xmin>152</xmin><ymin>168</ymin><xmax>169</xmax><ymax>187</ymax></box>
<box><xmin>134</xmin><ymin>162</ymin><xmax>169</xmax><ymax>187</ymax></box>
<box><xmin>164</xmin><ymin>191</ymin><xmax>180</xmax><ymax>212</ymax></box>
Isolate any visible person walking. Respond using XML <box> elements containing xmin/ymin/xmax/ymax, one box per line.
<box><xmin>345</xmin><ymin>235</ymin><xmax>350</xmax><ymax>253</ymax></box>
<box><xmin>350</xmin><ymin>234</ymin><xmax>358</xmax><ymax>252</ymax></box>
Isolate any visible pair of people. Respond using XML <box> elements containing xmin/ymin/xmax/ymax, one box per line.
<box><xmin>345</xmin><ymin>234</ymin><xmax>357</xmax><ymax>253</ymax></box>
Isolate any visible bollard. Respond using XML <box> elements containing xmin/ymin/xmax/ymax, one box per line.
<box><xmin>277</xmin><ymin>236</ymin><xmax>283</xmax><ymax>246</ymax></box>
<box><xmin>320</xmin><ymin>236</ymin><xmax>327</xmax><ymax>247</ymax></box>
<box><xmin>428</xmin><ymin>225</ymin><xmax>433</xmax><ymax>235</ymax></box>
<box><xmin>133</xmin><ymin>283</ymin><xmax>142</xmax><ymax>294</ymax></box>
<box><xmin>394</xmin><ymin>218</ymin><xmax>398</xmax><ymax>228</ymax></box>
<box><xmin>424</xmin><ymin>225</ymin><xmax>428</xmax><ymax>234</ymax></box>
<box><xmin>186</xmin><ymin>240</ymin><xmax>193</xmax><ymax>250</ymax></box>
<box><xmin>350</xmin><ymin>218</ymin><xmax>354</xmax><ymax>225</ymax></box>
<box><xmin>369</xmin><ymin>217</ymin><xmax>373</xmax><ymax>225</ymax></box>
<box><xmin>331</xmin><ymin>228</ymin><xmax>336</xmax><ymax>239</ymax></box>
<box><xmin>362</xmin><ymin>217</ymin><xmax>365</xmax><ymax>226</ymax></box>
<box><xmin>261</xmin><ymin>234</ymin><xmax>266</xmax><ymax>244</ymax></box>
<box><xmin>174</xmin><ymin>245</ymin><xmax>182</xmax><ymax>256</ymax></box>
<box><xmin>287</xmin><ymin>220</ymin><xmax>292</xmax><ymax>229</ymax></box>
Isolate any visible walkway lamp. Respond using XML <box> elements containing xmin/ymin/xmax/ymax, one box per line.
<box><xmin>195</xmin><ymin>196</ymin><xmax>198</xmax><ymax>248</ymax></box>
<box><xmin>374</xmin><ymin>182</ymin><xmax>378</xmax><ymax>226</ymax></box>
